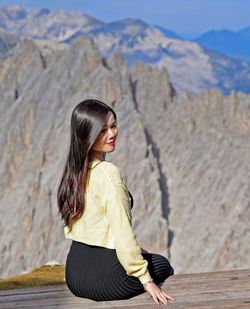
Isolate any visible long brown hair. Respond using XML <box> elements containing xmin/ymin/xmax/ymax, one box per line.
<box><xmin>57</xmin><ymin>99</ymin><xmax>116</xmax><ymax>229</ymax></box>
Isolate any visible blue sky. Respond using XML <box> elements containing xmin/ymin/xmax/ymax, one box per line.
<box><xmin>1</xmin><ymin>0</ymin><xmax>250</xmax><ymax>38</ymax></box>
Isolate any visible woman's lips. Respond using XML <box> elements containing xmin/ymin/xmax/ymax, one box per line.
<box><xmin>107</xmin><ymin>141</ymin><xmax>115</xmax><ymax>145</ymax></box>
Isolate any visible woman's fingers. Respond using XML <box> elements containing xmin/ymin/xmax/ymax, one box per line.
<box><xmin>144</xmin><ymin>281</ymin><xmax>174</xmax><ymax>305</ymax></box>
<box><xmin>152</xmin><ymin>290</ymin><xmax>170</xmax><ymax>305</ymax></box>
<box><xmin>158</xmin><ymin>292</ymin><xmax>168</xmax><ymax>304</ymax></box>
<box><xmin>162</xmin><ymin>291</ymin><xmax>175</xmax><ymax>301</ymax></box>
<box><xmin>156</xmin><ymin>291</ymin><xmax>174</xmax><ymax>305</ymax></box>
<box><xmin>151</xmin><ymin>293</ymin><xmax>160</xmax><ymax>305</ymax></box>
<box><xmin>147</xmin><ymin>289</ymin><xmax>160</xmax><ymax>305</ymax></box>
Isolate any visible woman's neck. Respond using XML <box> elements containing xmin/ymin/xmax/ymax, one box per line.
<box><xmin>89</xmin><ymin>151</ymin><xmax>104</xmax><ymax>162</ymax></box>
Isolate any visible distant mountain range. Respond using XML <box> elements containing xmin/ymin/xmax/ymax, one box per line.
<box><xmin>0</xmin><ymin>5</ymin><xmax>250</xmax><ymax>96</ymax></box>
<box><xmin>154</xmin><ymin>26</ymin><xmax>250</xmax><ymax>65</ymax></box>
<box><xmin>193</xmin><ymin>28</ymin><xmax>250</xmax><ymax>64</ymax></box>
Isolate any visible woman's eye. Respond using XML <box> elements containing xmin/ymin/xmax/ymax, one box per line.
<box><xmin>100</xmin><ymin>124</ymin><xmax>116</xmax><ymax>134</ymax></box>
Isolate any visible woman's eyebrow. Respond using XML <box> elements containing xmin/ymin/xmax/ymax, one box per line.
<box><xmin>102</xmin><ymin>121</ymin><xmax>116</xmax><ymax>127</ymax></box>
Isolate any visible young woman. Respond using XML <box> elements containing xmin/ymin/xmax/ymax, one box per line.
<box><xmin>57</xmin><ymin>99</ymin><xmax>174</xmax><ymax>305</ymax></box>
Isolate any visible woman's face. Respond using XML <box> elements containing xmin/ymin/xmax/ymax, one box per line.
<box><xmin>90</xmin><ymin>112</ymin><xmax>118</xmax><ymax>158</ymax></box>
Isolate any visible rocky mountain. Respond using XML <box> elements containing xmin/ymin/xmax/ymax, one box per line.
<box><xmin>193</xmin><ymin>29</ymin><xmax>250</xmax><ymax>64</ymax></box>
<box><xmin>0</xmin><ymin>27</ymin><xmax>19</xmax><ymax>58</ymax></box>
<box><xmin>0</xmin><ymin>5</ymin><xmax>104</xmax><ymax>41</ymax></box>
<box><xmin>0</xmin><ymin>35</ymin><xmax>249</xmax><ymax>278</ymax></box>
<box><xmin>1</xmin><ymin>5</ymin><xmax>250</xmax><ymax>96</ymax></box>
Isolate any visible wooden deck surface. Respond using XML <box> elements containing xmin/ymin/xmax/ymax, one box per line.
<box><xmin>0</xmin><ymin>268</ymin><xmax>250</xmax><ymax>308</ymax></box>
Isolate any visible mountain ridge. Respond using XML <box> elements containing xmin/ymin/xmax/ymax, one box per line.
<box><xmin>0</xmin><ymin>5</ymin><xmax>250</xmax><ymax>96</ymax></box>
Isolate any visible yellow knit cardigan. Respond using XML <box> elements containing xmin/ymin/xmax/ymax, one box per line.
<box><xmin>64</xmin><ymin>160</ymin><xmax>151</xmax><ymax>285</ymax></box>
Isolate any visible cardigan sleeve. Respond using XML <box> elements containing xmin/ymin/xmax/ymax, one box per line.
<box><xmin>102</xmin><ymin>163</ymin><xmax>152</xmax><ymax>285</ymax></box>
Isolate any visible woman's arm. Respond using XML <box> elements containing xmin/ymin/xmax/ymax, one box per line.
<box><xmin>102</xmin><ymin>163</ymin><xmax>174</xmax><ymax>304</ymax></box>
<box><xmin>105</xmin><ymin>184</ymin><xmax>174</xmax><ymax>304</ymax></box>
<box><xmin>105</xmin><ymin>181</ymin><xmax>152</xmax><ymax>284</ymax></box>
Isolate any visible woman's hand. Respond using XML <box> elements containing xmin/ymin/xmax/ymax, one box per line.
<box><xmin>143</xmin><ymin>281</ymin><xmax>174</xmax><ymax>305</ymax></box>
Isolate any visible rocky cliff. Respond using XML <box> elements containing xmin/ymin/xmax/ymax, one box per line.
<box><xmin>0</xmin><ymin>36</ymin><xmax>249</xmax><ymax>278</ymax></box>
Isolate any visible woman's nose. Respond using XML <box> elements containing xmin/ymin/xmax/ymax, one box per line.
<box><xmin>108</xmin><ymin>128</ymin><xmax>116</xmax><ymax>137</ymax></box>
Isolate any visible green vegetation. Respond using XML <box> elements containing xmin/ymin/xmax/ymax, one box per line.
<box><xmin>0</xmin><ymin>265</ymin><xmax>65</xmax><ymax>290</ymax></box>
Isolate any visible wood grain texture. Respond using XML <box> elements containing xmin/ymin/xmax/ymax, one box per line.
<box><xmin>0</xmin><ymin>269</ymin><xmax>250</xmax><ymax>309</ymax></box>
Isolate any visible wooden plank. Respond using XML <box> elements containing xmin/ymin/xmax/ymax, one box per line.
<box><xmin>165</xmin><ymin>276</ymin><xmax>250</xmax><ymax>287</ymax></box>
<box><xmin>0</xmin><ymin>290</ymin><xmax>69</xmax><ymax>304</ymax></box>
<box><xmin>167</xmin><ymin>269</ymin><xmax>250</xmax><ymax>280</ymax></box>
<box><xmin>0</xmin><ymin>285</ymin><xmax>68</xmax><ymax>297</ymax></box>
<box><xmin>173</xmin><ymin>289</ymin><xmax>250</xmax><ymax>302</ymax></box>
<box><xmin>0</xmin><ymin>294</ymin><xmax>152</xmax><ymax>309</ymax></box>
<box><xmin>165</xmin><ymin>270</ymin><xmax>250</xmax><ymax>285</ymax></box>
<box><xmin>0</xmin><ymin>289</ymin><xmax>151</xmax><ymax>308</ymax></box>
<box><xmin>164</xmin><ymin>279</ymin><xmax>250</xmax><ymax>293</ymax></box>
<box><xmin>93</xmin><ymin>298</ymin><xmax>250</xmax><ymax>309</ymax></box>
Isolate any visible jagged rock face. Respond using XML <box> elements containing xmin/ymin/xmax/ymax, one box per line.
<box><xmin>130</xmin><ymin>63</ymin><xmax>250</xmax><ymax>273</ymax></box>
<box><xmin>1</xmin><ymin>6</ymin><xmax>250</xmax><ymax>96</ymax></box>
<box><xmin>0</xmin><ymin>36</ymin><xmax>249</xmax><ymax>278</ymax></box>
<box><xmin>168</xmin><ymin>91</ymin><xmax>250</xmax><ymax>272</ymax></box>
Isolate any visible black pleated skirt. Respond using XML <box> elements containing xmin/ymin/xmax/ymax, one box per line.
<box><xmin>65</xmin><ymin>241</ymin><xmax>174</xmax><ymax>301</ymax></box>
